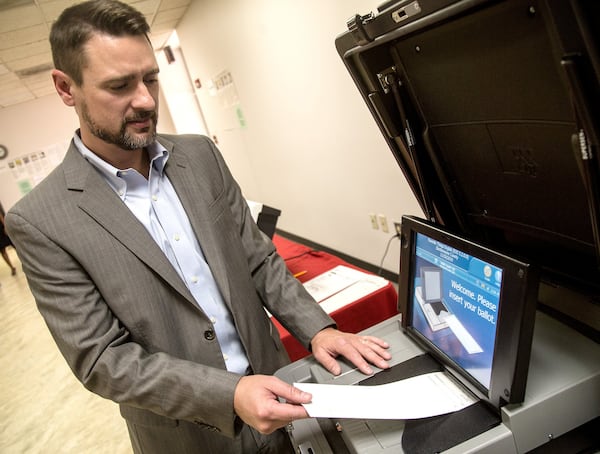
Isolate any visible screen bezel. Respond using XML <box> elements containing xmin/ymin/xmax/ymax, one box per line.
<box><xmin>398</xmin><ymin>215</ymin><xmax>539</xmax><ymax>408</ymax></box>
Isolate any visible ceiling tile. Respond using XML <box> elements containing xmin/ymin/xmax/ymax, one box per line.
<box><xmin>38</xmin><ymin>1</ymin><xmax>82</xmax><ymax>23</ymax></box>
<box><xmin>0</xmin><ymin>77</ymin><xmax>34</xmax><ymax>107</ymax></box>
<box><xmin>0</xmin><ymin>24</ymin><xmax>49</xmax><ymax>50</ymax></box>
<box><xmin>0</xmin><ymin>4</ymin><xmax>45</xmax><ymax>33</ymax></box>
<box><xmin>151</xmin><ymin>19</ymin><xmax>180</xmax><ymax>34</ymax></box>
<box><xmin>0</xmin><ymin>0</ymin><xmax>190</xmax><ymax>109</ymax></box>
<box><xmin>158</xmin><ymin>0</ymin><xmax>192</xmax><ymax>10</ymax></box>
<box><xmin>153</xmin><ymin>5</ymin><xmax>188</xmax><ymax>24</ymax></box>
<box><xmin>128</xmin><ymin>0</ymin><xmax>161</xmax><ymax>17</ymax></box>
<box><xmin>0</xmin><ymin>90</ymin><xmax>35</xmax><ymax>107</ymax></box>
<box><xmin>149</xmin><ymin>30</ymin><xmax>175</xmax><ymax>50</ymax></box>
<box><xmin>0</xmin><ymin>71</ymin><xmax>20</xmax><ymax>85</ymax></box>
<box><xmin>24</xmin><ymin>74</ymin><xmax>55</xmax><ymax>97</ymax></box>
<box><xmin>0</xmin><ymin>40</ymin><xmax>51</xmax><ymax>62</ymax></box>
<box><xmin>6</xmin><ymin>53</ymin><xmax>53</xmax><ymax>73</ymax></box>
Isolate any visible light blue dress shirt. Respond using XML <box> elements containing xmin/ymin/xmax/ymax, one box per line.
<box><xmin>73</xmin><ymin>133</ymin><xmax>250</xmax><ymax>374</ymax></box>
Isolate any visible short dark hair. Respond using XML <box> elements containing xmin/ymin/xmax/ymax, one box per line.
<box><xmin>50</xmin><ymin>0</ymin><xmax>151</xmax><ymax>85</ymax></box>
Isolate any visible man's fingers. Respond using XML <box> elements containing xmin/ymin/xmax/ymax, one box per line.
<box><xmin>313</xmin><ymin>350</ymin><xmax>342</xmax><ymax>375</ymax></box>
<box><xmin>234</xmin><ymin>375</ymin><xmax>312</xmax><ymax>434</ymax></box>
<box><xmin>313</xmin><ymin>339</ymin><xmax>373</xmax><ymax>375</ymax></box>
<box><xmin>356</xmin><ymin>337</ymin><xmax>392</xmax><ymax>364</ymax></box>
<box><xmin>337</xmin><ymin>341</ymin><xmax>375</xmax><ymax>375</ymax></box>
<box><xmin>361</xmin><ymin>335</ymin><xmax>391</xmax><ymax>350</ymax></box>
<box><xmin>312</xmin><ymin>331</ymin><xmax>392</xmax><ymax>376</ymax></box>
<box><xmin>280</xmin><ymin>382</ymin><xmax>313</xmax><ymax>405</ymax></box>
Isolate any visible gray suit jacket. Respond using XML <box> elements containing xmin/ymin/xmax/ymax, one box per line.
<box><xmin>6</xmin><ymin>134</ymin><xmax>334</xmax><ymax>449</ymax></box>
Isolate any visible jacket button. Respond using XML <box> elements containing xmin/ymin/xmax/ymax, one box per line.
<box><xmin>204</xmin><ymin>329</ymin><xmax>215</xmax><ymax>341</ymax></box>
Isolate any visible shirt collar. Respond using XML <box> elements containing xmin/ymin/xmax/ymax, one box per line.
<box><xmin>73</xmin><ymin>131</ymin><xmax>169</xmax><ymax>193</ymax></box>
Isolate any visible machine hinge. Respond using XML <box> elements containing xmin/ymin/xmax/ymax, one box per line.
<box><xmin>346</xmin><ymin>12</ymin><xmax>375</xmax><ymax>45</ymax></box>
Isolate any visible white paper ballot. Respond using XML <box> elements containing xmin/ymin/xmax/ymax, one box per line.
<box><xmin>319</xmin><ymin>274</ymin><xmax>388</xmax><ymax>314</ymax></box>
<box><xmin>294</xmin><ymin>372</ymin><xmax>476</xmax><ymax>420</ymax></box>
<box><xmin>302</xmin><ymin>265</ymin><xmax>367</xmax><ymax>303</ymax></box>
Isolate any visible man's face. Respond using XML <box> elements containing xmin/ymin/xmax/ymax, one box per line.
<box><xmin>73</xmin><ymin>33</ymin><xmax>160</xmax><ymax>154</ymax></box>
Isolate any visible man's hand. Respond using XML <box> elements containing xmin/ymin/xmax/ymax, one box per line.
<box><xmin>233</xmin><ymin>375</ymin><xmax>312</xmax><ymax>434</ymax></box>
<box><xmin>311</xmin><ymin>327</ymin><xmax>391</xmax><ymax>376</ymax></box>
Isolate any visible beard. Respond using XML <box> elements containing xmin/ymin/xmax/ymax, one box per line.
<box><xmin>81</xmin><ymin>102</ymin><xmax>158</xmax><ymax>151</ymax></box>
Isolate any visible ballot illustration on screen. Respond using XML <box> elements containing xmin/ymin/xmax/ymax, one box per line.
<box><xmin>415</xmin><ymin>266</ymin><xmax>452</xmax><ymax>331</ymax></box>
<box><xmin>411</xmin><ymin>232</ymin><xmax>502</xmax><ymax>388</ymax></box>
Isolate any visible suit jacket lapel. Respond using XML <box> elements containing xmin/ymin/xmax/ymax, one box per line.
<box><xmin>160</xmin><ymin>137</ymin><xmax>233</xmax><ymax>305</ymax></box>
<box><xmin>62</xmin><ymin>144</ymin><xmax>197</xmax><ymax>306</ymax></box>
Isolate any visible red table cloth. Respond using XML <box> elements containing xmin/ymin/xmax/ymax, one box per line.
<box><xmin>271</xmin><ymin>234</ymin><xmax>399</xmax><ymax>361</ymax></box>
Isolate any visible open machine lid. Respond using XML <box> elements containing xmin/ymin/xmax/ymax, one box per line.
<box><xmin>336</xmin><ymin>0</ymin><xmax>600</xmax><ymax>339</ymax></box>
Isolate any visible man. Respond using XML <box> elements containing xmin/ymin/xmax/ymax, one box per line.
<box><xmin>0</xmin><ymin>202</ymin><xmax>17</xmax><ymax>276</ymax></box>
<box><xmin>5</xmin><ymin>1</ymin><xmax>391</xmax><ymax>453</ymax></box>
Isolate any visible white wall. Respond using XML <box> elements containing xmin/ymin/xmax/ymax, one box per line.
<box><xmin>176</xmin><ymin>0</ymin><xmax>423</xmax><ymax>274</ymax></box>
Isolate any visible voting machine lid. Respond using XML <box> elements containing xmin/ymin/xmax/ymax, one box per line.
<box><xmin>335</xmin><ymin>0</ymin><xmax>600</xmax><ymax>339</ymax></box>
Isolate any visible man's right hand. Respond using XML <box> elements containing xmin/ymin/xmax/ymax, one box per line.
<box><xmin>233</xmin><ymin>375</ymin><xmax>312</xmax><ymax>434</ymax></box>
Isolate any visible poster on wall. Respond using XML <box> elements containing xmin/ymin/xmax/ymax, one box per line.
<box><xmin>208</xmin><ymin>70</ymin><xmax>246</xmax><ymax>130</ymax></box>
<box><xmin>0</xmin><ymin>141</ymin><xmax>69</xmax><ymax>196</ymax></box>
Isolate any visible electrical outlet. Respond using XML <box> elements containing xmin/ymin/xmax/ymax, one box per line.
<box><xmin>369</xmin><ymin>213</ymin><xmax>379</xmax><ymax>230</ymax></box>
<box><xmin>378</xmin><ymin>214</ymin><xmax>389</xmax><ymax>233</ymax></box>
<box><xmin>394</xmin><ymin>221</ymin><xmax>402</xmax><ymax>235</ymax></box>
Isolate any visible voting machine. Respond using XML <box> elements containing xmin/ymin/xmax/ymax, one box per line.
<box><xmin>276</xmin><ymin>1</ymin><xmax>600</xmax><ymax>452</ymax></box>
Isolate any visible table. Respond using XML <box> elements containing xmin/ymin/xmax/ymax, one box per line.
<box><xmin>271</xmin><ymin>234</ymin><xmax>399</xmax><ymax>361</ymax></box>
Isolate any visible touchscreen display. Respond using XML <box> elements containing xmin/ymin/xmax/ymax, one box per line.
<box><xmin>411</xmin><ymin>231</ymin><xmax>503</xmax><ymax>390</ymax></box>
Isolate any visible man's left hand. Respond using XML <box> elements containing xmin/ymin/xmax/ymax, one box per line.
<box><xmin>310</xmin><ymin>327</ymin><xmax>391</xmax><ymax>376</ymax></box>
